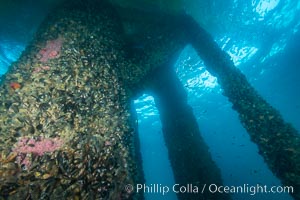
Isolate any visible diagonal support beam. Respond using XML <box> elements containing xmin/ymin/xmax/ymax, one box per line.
<box><xmin>185</xmin><ymin>16</ymin><xmax>300</xmax><ymax>199</ymax></box>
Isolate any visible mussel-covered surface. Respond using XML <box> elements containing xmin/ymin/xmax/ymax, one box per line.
<box><xmin>0</xmin><ymin>0</ymin><xmax>141</xmax><ymax>199</ymax></box>
<box><xmin>115</xmin><ymin>7</ymin><xmax>300</xmax><ymax>199</ymax></box>
<box><xmin>1</xmin><ymin>0</ymin><xmax>299</xmax><ymax>199</ymax></box>
<box><xmin>188</xmin><ymin>23</ymin><xmax>300</xmax><ymax>199</ymax></box>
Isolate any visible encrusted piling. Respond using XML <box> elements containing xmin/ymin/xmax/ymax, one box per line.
<box><xmin>1</xmin><ymin>1</ymin><xmax>298</xmax><ymax>199</ymax></box>
<box><xmin>117</xmin><ymin>8</ymin><xmax>231</xmax><ymax>200</ymax></box>
<box><xmin>185</xmin><ymin>16</ymin><xmax>300</xmax><ymax>199</ymax></box>
<box><xmin>146</xmin><ymin>65</ymin><xmax>231</xmax><ymax>200</ymax></box>
<box><xmin>0</xmin><ymin>0</ymin><xmax>142</xmax><ymax>199</ymax></box>
<box><xmin>116</xmin><ymin>7</ymin><xmax>299</xmax><ymax>198</ymax></box>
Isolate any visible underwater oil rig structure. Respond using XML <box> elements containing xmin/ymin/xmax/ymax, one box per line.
<box><xmin>0</xmin><ymin>0</ymin><xmax>299</xmax><ymax>199</ymax></box>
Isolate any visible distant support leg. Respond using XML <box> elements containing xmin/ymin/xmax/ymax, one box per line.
<box><xmin>186</xmin><ymin>16</ymin><xmax>300</xmax><ymax>199</ymax></box>
<box><xmin>146</xmin><ymin>65</ymin><xmax>231</xmax><ymax>200</ymax></box>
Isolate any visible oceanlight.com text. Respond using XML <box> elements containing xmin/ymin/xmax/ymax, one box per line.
<box><xmin>208</xmin><ymin>184</ymin><xmax>294</xmax><ymax>196</ymax></box>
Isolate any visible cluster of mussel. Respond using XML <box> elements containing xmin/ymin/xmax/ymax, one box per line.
<box><xmin>0</xmin><ymin>0</ymin><xmax>140</xmax><ymax>199</ymax></box>
<box><xmin>212</xmin><ymin>56</ymin><xmax>300</xmax><ymax>196</ymax></box>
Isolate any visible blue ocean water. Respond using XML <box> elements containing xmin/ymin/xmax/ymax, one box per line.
<box><xmin>0</xmin><ymin>0</ymin><xmax>299</xmax><ymax>200</ymax></box>
<box><xmin>134</xmin><ymin>1</ymin><xmax>300</xmax><ymax>200</ymax></box>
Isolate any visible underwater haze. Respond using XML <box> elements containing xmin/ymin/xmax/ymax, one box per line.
<box><xmin>134</xmin><ymin>0</ymin><xmax>300</xmax><ymax>200</ymax></box>
<box><xmin>1</xmin><ymin>0</ymin><xmax>300</xmax><ymax>200</ymax></box>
